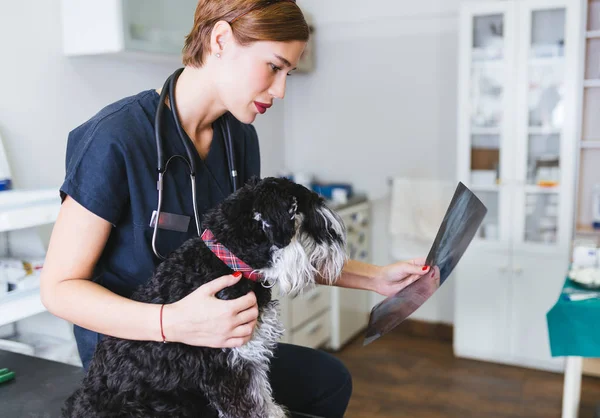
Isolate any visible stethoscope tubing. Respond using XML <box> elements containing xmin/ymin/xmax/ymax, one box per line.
<box><xmin>151</xmin><ymin>68</ymin><xmax>237</xmax><ymax>260</ymax></box>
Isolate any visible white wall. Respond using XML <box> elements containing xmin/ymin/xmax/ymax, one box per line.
<box><xmin>286</xmin><ymin>0</ymin><xmax>477</xmax><ymax>323</ymax></box>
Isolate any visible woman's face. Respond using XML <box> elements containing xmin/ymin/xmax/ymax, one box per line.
<box><xmin>217</xmin><ymin>38</ymin><xmax>306</xmax><ymax>124</ymax></box>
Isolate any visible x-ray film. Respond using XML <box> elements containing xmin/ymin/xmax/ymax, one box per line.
<box><xmin>364</xmin><ymin>182</ymin><xmax>487</xmax><ymax>346</ymax></box>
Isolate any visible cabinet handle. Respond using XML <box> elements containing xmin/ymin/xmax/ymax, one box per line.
<box><xmin>499</xmin><ymin>266</ymin><xmax>508</xmax><ymax>273</ymax></box>
<box><xmin>306</xmin><ymin>290</ymin><xmax>320</xmax><ymax>301</ymax></box>
<box><xmin>514</xmin><ymin>267</ymin><xmax>523</xmax><ymax>275</ymax></box>
<box><xmin>307</xmin><ymin>323</ymin><xmax>322</xmax><ymax>335</ymax></box>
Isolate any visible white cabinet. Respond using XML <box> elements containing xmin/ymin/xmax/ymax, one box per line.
<box><xmin>0</xmin><ymin>189</ymin><xmax>60</xmax><ymax>328</ymax></box>
<box><xmin>327</xmin><ymin>201</ymin><xmax>371</xmax><ymax>351</ymax></box>
<box><xmin>454</xmin><ymin>247</ymin><xmax>513</xmax><ymax>362</ymax></box>
<box><xmin>453</xmin><ymin>0</ymin><xmax>584</xmax><ymax>372</ymax></box>
<box><xmin>510</xmin><ymin>251</ymin><xmax>569</xmax><ymax>370</ymax></box>
<box><xmin>60</xmin><ymin>0</ymin><xmax>196</xmax><ymax>58</ymax></box>
<box><xmin>0</xmin><ymin>189</ymin><xmax>81</xmax><ymax>365</ymax></box>
<box><xmin>278</xmin><ymin>198</ymin><xmax>371</xmax><ymax>350</ymax></box>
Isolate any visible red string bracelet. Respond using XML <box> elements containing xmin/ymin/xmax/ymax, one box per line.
<box><xmin>160</xmin><ymin>304</ymin><xmax>167</xmax><ymax>343</ymax></box>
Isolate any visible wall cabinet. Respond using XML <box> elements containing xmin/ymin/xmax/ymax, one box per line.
<box><xmin>61</xmin><ymin>0</ymin><xmax>196</xmax><ymax>58</ymax></box>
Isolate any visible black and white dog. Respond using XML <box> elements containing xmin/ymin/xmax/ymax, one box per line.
<box><xmin>63</xmin><ymin>176</ymin><xmax>348</xmax><ymax>418</ymax></box>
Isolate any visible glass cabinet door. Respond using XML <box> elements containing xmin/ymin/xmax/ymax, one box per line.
<box><xmin>458</xmin><ymin>4</ymin><xmax>515</xmax><ymax>245</ymax></box>
<box><xmin>122</xmin><ymin>0</ymin><xmax>197</xmax><ymax>55</ymax></box>
<box><xmin>513</xmin><ymin>2</ymin><xmax>574</xmax><ymax>249</ymax></box>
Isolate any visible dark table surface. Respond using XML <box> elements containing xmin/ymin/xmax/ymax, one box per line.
<box><xmin>0</xmin><ymin>350</ymin><xmax>84</xmax><ymax>418</ymax></box>
<box><xmin>0</xmin><ymin>349</ymin><xmax>323</xmax><ymax>418</ymax></box>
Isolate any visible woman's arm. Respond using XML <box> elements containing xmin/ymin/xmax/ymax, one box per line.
<box><xmin>40</xmin><ymin>196</ymin><xmax>258</xmax><ymax>347</ymax></box>
<box><xmin>40</xmin><ymin>196</ymin><xmax>162</xmax><ymax>341</ymax></box>
<box><xmin>316</xmin><ymin>258</ymin><xmax>434</xmax><ymax>297</ymax></box>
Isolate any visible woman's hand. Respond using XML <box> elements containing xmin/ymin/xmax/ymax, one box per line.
<box><xmin>373</xmin><ymin>258</ymin><xmax>439</xmax><ymax>297</ymax></box>
<box><xmin>162</xmin><ymin>272</ymin><xmax>259</xmax><ymax>348</ymax></box>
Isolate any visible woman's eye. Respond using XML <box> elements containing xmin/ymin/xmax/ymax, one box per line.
<box><xmin>270</xmin><ymin>63</ymin><xmax>281</xmax><ymax>72</ymax></box>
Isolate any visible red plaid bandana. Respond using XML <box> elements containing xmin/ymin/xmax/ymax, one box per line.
<box><xmin>201</xmin><ymin>229</ymin><xmax>263</xmax><ymax>282</ymax></box>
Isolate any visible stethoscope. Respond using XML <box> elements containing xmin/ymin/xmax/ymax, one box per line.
<box><xmin>152</xmin><ymin>68</ymin><xmax>238</xmax><ymax>260</ymax></box>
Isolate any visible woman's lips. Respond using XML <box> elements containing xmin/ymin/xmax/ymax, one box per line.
<box><xmin>254</xmin><ymin>101</ymin><xmax>272</xmax><ymax>114</ymax></box>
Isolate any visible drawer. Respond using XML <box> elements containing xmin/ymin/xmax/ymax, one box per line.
<box><xmin>291</xmin><ymin>311</ymin><xmax>331</xmax><ymax>349</ymax></box>
<box><xmin>338</xmin><ymin>203</ymin><xmax>370</xmax><ymax>230</ymax></box>
<box><xmin>290</xmin><ymin>286</ymin><xmax>330</xmax><ymax>329</ymax></box>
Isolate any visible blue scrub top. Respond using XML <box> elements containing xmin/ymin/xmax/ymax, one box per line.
<box><xmin>60</xmin><ymin>89</ymin><xmax>260</xmax><ymax>368</ymax></box>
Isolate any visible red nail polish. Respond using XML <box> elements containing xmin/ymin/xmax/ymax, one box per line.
<box><xmin>233</xmin><ymin>271</ymin><xmax>242</xmax><ymax>278</ymax></box>
<box><xmin>422</xmin><ymin>266</ymin><xmax>429</xmax><ymax>271</ymax></box>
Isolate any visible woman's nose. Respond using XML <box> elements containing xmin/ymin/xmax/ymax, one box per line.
<box><xmin>268</xmin><ymin>75</ymin><xmax>287</xmax><ymax>100</ymax></box>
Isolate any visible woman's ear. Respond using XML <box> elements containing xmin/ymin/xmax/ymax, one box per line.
<box><xmin>210</xmin><ymin>20</ymin><xmax>233</xmax><ymax>57</ymax></box>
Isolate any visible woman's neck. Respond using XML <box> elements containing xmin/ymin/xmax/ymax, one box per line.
<box><xmin>171</xmin><ymin>66</ymin><xmax>226</xmax><ymax>150</ymax></box>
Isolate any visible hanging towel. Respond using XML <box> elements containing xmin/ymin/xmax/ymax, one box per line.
<box><xmin>389</xmin><ymin>177</ymin><xmax>455</xmax><ymax>259</ymax></box>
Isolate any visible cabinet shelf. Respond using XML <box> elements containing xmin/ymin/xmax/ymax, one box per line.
<box><xmin>0</xmin><ymin>189</ymin><xmax>60</xmax><ymax>232</ymax></box>
<box><xmin>0</xmin><ymin>287</ymin><xmax>45</xmax><ymax>328</ymax></box>
<box><xmin>586</xmin><ymin>30</ymin><xmax>600</xmax><ymax>39</ymax></box>
<box><xmin>528</xmin><ymin>56</ymin><xmax>564</xmax><ymax>67</ymax></box>
<box><xmin>471</xmin><ymin>127</ymin><xmax>501</xmax><ymax>135</ymax></box>
<box><xmin>576</xmin><ymin>224</ymin><xmax>600</xmax><ymax>236</ymax></box>
<box><xmin>528</xmin><ymin>127</ymin><xmax>562</xmax><ymax>135</ymax></box>
<box><xmin>524</xmin><ymin>185</ymin><xmax>561</xmax><ymax>194</ymax></box>
<box><xmin>581</xmin><ymin>140</ymin><xmax>600</xmax><ymax>149</ymax></box>
<box><xmin>583</xmin><ymin>79</ymin><xmax>600</xmax><ymax>88</ymax></box>
<box><xmin>470</xmin><ymin>184</ymin><xmax>501</xmax><ymax>193</ymax></box>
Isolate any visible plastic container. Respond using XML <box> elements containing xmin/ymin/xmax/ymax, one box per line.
<box><xmin>311</xmin><ymin>183</ymin><xmax>353</xmax><ymax>201</ymax></box>
<box><xmin>593</xmin><ymin>183</ymin><xmax>600</xmax><ymax>229</ymax></box>
<box><xmin>0</xmin><ymin>133</ymin><xmax>12</xmax><ymax>191</ymax></box>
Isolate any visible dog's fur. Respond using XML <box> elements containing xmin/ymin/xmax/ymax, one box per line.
<box><xmin>63</xmin><ymin>177</ymin><xmax>347</xmax><ymax>418</ymax></box>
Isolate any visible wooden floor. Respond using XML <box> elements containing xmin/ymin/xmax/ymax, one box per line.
<box><xmin>331</xmin><ymin>329</ymin><xmax>600</xmax><ymax>418</ymax></box>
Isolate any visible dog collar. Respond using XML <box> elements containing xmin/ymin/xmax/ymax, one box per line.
<box><xmin>201</xmin><ymin>229</ymin><xmax>263</xmax><ymax>282</ymax></box>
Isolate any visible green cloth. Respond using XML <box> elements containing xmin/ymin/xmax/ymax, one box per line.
<box><xmin>547</xmin><ymin>277</ymin><xmax>600</xmax><ymax>357</ymax></box>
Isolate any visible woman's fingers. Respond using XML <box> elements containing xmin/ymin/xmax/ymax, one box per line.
<box><xmin>234</xmin><ymin>305</ymin><xmax>259</xmax><ymax>327</ymax></box>
<box><xmin>404</xmin><ymin>262</ymin><xmax>431</xmax><ymax>276</ymax></box>
<box><xmin>230</xmin><ymin>321</ymin><xmax>257</xmax><ymax>338</ymax></box>
<box><xmin>410</xmin><ymin>257</ymin><xmax>427</xmax><ymax>266</ymax></box>
<box><xmin>228</xmin><ymin>291</ymin><xmax>258</xmax><ymax>313</ymax></box>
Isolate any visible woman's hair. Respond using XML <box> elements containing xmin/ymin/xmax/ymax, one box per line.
<box><xmin>182</xmin><ymin>0</ymin><xmax>310</xmax><ymax>67</ymax></box>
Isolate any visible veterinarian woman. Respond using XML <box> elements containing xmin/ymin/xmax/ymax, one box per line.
<box><xmin>40</xmin><ymin>1</ymin><xmax>437</xmax><ymax>417</ymax></box>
